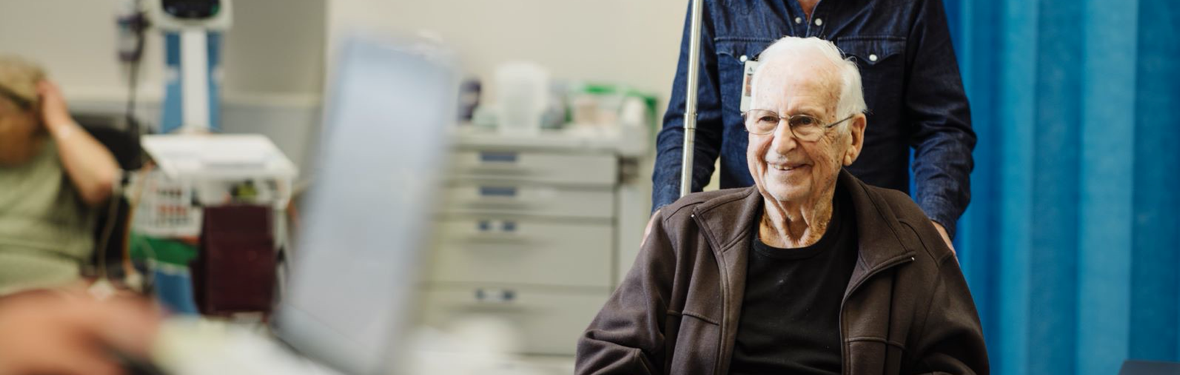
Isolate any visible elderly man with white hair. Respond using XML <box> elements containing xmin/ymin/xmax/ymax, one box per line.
<box><xmin>576</xmin><ymin>37</ymin><xmax>987</xmax><ymax>375</ymax></box>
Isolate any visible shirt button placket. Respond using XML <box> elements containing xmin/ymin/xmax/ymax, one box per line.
<box><xmin>810</xmin><ymin>12</ymin><xmax>826</xmax><ymax>38</ymax></box>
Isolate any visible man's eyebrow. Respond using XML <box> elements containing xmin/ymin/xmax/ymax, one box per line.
<box><xmin>786</xmin><ymin>105</ymin><xmax>827</xmax><ymax>117</ymax></box>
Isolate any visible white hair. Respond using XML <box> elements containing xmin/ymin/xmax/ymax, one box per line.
<box><xmin>0</xmin><ymin>55</ymin><xmax>45</xmax><ymax>110</ymax></box>
<box><xmin>751</xmin><ymin>36</ymin><xmax>867</xmax><ymax>131</ymax></box>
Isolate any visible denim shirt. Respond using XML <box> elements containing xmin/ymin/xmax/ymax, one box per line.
<box><xmin>652</xmin><ymin>0</ymin><xmax>975</xmax><ymax>237</ymax></box>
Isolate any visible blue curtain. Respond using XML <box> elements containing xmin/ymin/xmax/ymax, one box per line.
<box><xmin>944</xmin><ymin>0</ymin><xmax>1180</xmax><ymax>373</ymax></box>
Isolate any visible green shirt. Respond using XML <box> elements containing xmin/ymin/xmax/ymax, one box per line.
<box><xmin>0</xmin><ymin>139</ymin><xmax>96</xmax><ymax>294</ymax></box>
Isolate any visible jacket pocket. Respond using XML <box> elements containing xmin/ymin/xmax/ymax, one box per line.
<box><xmin>847</xmin><ymin>337</ymin><xmax>907</xmax><ymax>375</ymax></box>
<box><xmin>666</xmin><ymin>311</ymin><xmax>721</xmax><ymax>375</ymax></box>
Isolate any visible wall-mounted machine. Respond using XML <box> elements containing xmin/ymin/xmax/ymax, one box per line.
<box><xmin>143</xmin><ymin>0</ymin><xmax>234</xmax><ymax>133</ymax></box>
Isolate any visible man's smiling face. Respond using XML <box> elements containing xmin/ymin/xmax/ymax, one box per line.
<box><xmin>746</xmin><ymin>57</ymin><xmax>853</xmax><ymax>205</ymax></box>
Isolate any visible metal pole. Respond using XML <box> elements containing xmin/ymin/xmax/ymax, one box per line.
<box><xmin>679</xmin><ymin>0</ymin><xmax>705</xmax><ymax>198</ymax></box>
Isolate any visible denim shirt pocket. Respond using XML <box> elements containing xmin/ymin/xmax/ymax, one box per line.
<box><xmin>835</xmin><ymin>36</ymin><xmax>907</xmax><ymax>68</ymax></box>
<box><xmin>835</xmin><ymin>36</ymin><xmax>907</xmax><ymax>137</ymax></box>
<box><xmin>714</xmin><ymin>38</ymin><xmax>775</xmax><ymax>115</ymax></box>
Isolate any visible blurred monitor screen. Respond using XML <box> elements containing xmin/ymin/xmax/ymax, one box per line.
<box><xmin>273</xmin><ymin>36</ymin><xmax>456</xmax><ymax>375</ymax></box>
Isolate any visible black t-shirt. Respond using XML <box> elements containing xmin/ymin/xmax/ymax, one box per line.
<box><xmin>729</xmin><ymin>190</ymin><xmax>859</xmax><ymax>375</ymax></box>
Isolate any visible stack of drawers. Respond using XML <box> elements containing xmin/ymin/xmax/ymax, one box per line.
<box><xmin>419</xmin><ymin>141</ymin><xmax>621</xmax><ymax>356</ymax></box>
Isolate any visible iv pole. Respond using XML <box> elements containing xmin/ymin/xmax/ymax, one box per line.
<box><xmin>680</xmin><ymin>0</ymin><xmax>705</xmax><ymax>198</ymax></box>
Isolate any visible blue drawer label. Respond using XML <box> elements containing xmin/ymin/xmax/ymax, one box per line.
<box><xmin>479</xmin><ymin>186</ymin><xmax>518</xmax><ymax>197</ymax></box>
<box><xmin>479</xmin><ymin>151</ymin><xmax>518</xmax><ymax>163</ymax></box>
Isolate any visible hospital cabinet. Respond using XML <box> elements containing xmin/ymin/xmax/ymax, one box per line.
<box><xmin>420</xmin><ymin>127</ymin><xmax>645</xmax><ymax>357</ymax></box>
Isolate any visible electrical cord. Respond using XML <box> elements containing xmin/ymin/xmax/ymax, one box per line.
<box><xmin>122</xmin><ymin>163</ymin><xmax>156</xmax><ymax>292</ymax></box>
<box><xmin>126</xmin><ymin>59</ymin><xmax>140</xmax><ymax>124</ymax></box>
<box><xmin>95</xmin><ymin>171</ymin><xmax>126</xmax><ymax>283</ymax></box>
<box><xmin>124</xmin><ymin>0</ymin><xmax>147</xmax><ymax>129</ymax></box>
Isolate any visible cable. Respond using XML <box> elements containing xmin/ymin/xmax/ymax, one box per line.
<box><xmin>122</xmin><ymin>0</ymin><xmax>146</xmax><ymax>134</ymax></box>
<box><xmin>121</xmin><ymin>163</ymin><xmax>155</xmax><ymax>291</ymax></box>
<box><xmin>95</xmin><ymin>172</ymin><xmax>125</xmax><ymax>282</ymax></box>
<box><xmin>126</xmin><ymin>60</ymin><xmax>139</xmax><ymax>122</ymax></box>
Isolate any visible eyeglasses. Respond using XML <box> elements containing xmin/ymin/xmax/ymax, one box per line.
<box><xmin>741</xmin><ymin>109</ymin><xmax>855</xmax><ymax>141</ymax></box>
<box><xmin>0</xmin><ymin>84</ymin><xmax>32</xmax><ymax>111</ymax></box>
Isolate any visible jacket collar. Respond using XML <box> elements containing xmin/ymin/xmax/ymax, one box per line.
<box><xmin>692</xmin><ymin>169</ymin><xmax>916</xmax><ymax>278</ymax></box>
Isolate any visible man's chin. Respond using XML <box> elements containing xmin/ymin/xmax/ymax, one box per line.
<box><xmin>764</xmin><ymin>185</ymin><xmax>808</xmax><ymax>204</ymax></box>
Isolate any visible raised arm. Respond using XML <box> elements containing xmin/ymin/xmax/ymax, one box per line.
<box><xmin>38</xmin><ymin>81</ymin><xmax>120</xmax><ymax>207</ymax></box>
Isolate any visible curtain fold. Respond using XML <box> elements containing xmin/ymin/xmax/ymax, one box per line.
<box><xmin>946</xmin><ymin>0</ymin><xmax>1180</xmax><ymax>373</ymax></box>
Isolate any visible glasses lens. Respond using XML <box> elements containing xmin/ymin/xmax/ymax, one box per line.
<box><xmin>789</xmin><ymin>115</ymin><xmax>822</xmax><ymax>141</ymax></box>
<box><xmin>745</xmin><ymin>109</ymin><xmax>779</xmax><ymax>134</ymax></box>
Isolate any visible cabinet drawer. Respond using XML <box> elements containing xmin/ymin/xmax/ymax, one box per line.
<box><xmin>441</xmin><ymin>184</ymin><xmax>614</xmax><ymax>220</ymax></box>
<box><xmin>418</xmin><ymin>286</ymin><xmax>609</xmax><ymax>356</ymax></box>
<box><xmin>429</xmin><ymin>219</ymin><xmax>612</xmax><ymax>288</ymax></box>
<box><xmin>450</xmin><ymin>150</ymin><xmax>616</xmax><ymax>187</ymax></box>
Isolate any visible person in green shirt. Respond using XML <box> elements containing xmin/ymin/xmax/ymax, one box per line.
<box><xmin>0</xmin><ymin>56</ymin><xmax>121</xmax><ymax>294</ymax></box>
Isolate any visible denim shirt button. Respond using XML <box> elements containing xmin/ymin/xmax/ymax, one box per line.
<box><xmin>795</xmin><ymin>17</ymin><xmax>803</xmax><ymax>24</ymax></box>
<box><xmin>739</xmin><ymin>55</ymin><xmax>748</xmax><ymax>62</ymax></box>
<box><xmin>869</xmin><ymin>54</ymin><xmax>879</xmax><ymax>62</ymax></box>
<box><xmin>814</xmin><ymin>18</ymin><xmax>823</xmax><ymax>26</ymax></box>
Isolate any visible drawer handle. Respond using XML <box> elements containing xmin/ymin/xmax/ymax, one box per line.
<box><xmin>474</xmin><ymin>288</ymin><xmax>517</xmax><ymax>304</ymax></box>
<box><xmin>479</xmin><ymin>151</ymin><xmax>519</xmax><ymax>163</ymax></box>
<box><xmin>477</xmin><ymin>219</ymin><xmax>519</xmax><ymax>232</ymax></box>
<box><xmin>467</xmin><ymin>187</ymin><xmax>531</xmax><ymax>209</ymax></box>
<box><xmin>465</xmin><ymin>220</ymin><xmax>530</xmax><ymax>244</ymax></box>
<box><xmin>470</xmin><ymin>152</ymin><xmax>530</xmax><ymax>175</ymax></box>
<box><xmin>479</xmin><ymin>186</ymin><xmax>518</xmax><ymax>197</ymax></box>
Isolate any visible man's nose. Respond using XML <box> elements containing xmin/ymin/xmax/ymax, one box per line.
<box><xmin>769</xmin><ymin>120</ymin><xmax>798</xmax><ymax>154</ymax></box>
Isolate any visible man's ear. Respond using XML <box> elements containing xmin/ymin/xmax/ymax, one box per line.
<box><xmin>843</xmin><ymin>113</ymin><xmax>866</xmax><ymax>166</ymax></box>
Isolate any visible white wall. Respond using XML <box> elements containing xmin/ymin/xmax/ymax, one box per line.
<box><xmin>326</xmin><ymin>0</ymin><xmax>687</xmax><ymax>107</ymax></box>
<box><xmin>0</xmin><ymin>0</ymin><xmax>325</xmax><ymax>99</ymax></box>
<box><xmin>0</xmin><ymin>0</ymin><xmax>327</xmax><ymax>171</ymax></box>
<box><xmin>0</xmin><ymin>0</ymin><xmax>165</xmax><ymax>99</ymax></box>
<box><xmin>221</xmin><ymin>0</ymin><xmax>326</xmax><ymax>96</ymax></box>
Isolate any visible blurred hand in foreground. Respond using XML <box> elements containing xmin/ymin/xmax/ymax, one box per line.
<box><xmin>0</xmin><ymin>285</ymin><xmax>162</xmax><ymax>375</ymax></box>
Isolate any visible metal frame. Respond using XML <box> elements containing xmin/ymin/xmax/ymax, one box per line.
<box><xmin>679</xmin><ymin>0</ymin><xmax>706</xmax><ymax>197</ymax></box>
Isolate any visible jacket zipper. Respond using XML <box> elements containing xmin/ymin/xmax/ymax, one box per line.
<box><xmin>691</xmin><ymin>212</ymin><xmax>731</xmax><ymax>375</ymax></box>
<box><xmin>837</xmin><ymin>254</ymin><xmax>915</xmax><ymax>373</ymax></box>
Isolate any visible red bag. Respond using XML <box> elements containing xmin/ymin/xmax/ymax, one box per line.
<box><xmin>192</xmin><ymin>205</ymin><xmax>276</xmax><ymax>316</ymax></box>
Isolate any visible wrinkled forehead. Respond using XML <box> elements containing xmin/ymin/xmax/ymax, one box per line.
<box><xmin>751</xmin><ymin>56</ymin><xmax>841</xmax><ymax>111</ymax></box>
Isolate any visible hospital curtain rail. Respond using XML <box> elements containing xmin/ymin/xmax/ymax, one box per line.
<box><xmin>942</xmin><ymin>0</ymin><xmax>1180</xmax><ymax>373</ymax></box>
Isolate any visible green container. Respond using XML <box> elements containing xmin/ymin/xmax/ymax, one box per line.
<box><xmin>128</xmin><ymin>232</ymin><xmax>198</xmax><ymax>267</ymax></box>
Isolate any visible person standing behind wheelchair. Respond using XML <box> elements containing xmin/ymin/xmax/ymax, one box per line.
<box><xmin>650</xmin><ymin>0</ymin><xmax>975</xmax><ymax>252</ymax></box>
